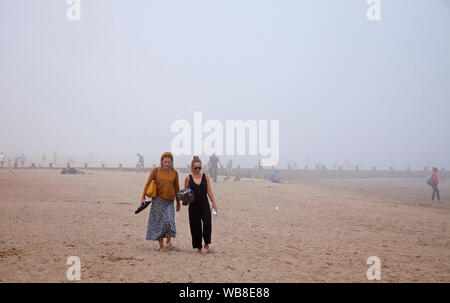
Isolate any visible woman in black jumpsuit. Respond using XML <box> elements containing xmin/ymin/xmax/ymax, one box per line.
<box><xmin>185</xmin><ymin>156</ymin><xmax>218</xmax><ymax>253</ymax></box>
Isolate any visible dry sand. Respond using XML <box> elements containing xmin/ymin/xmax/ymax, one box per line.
<box><xmin>0</xmin><ymin>169</ymin><xmax>449</xmax><ymax>282</ymax></box>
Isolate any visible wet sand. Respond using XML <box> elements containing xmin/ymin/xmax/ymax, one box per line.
<box><xmin>0</xmin><ymin>169</ymin><xmax>449</xmax><ymax>282</ymax></box>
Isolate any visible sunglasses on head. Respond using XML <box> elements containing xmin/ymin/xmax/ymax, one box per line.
<box><xmin>193</xmin><ymin>166</ymin><xmax>202</xmax><ymax>171</ymax></box>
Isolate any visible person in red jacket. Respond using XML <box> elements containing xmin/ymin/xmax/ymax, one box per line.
<box><xmin>431</xmin><ymin>167</ymin><xmax>440</xmax><ymax>201</ymax></box>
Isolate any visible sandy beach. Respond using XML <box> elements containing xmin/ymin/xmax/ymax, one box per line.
<box><xmin>0</xmin><ymin>169</ymin><xmax>449</xmax><ymax>282</ymax></box>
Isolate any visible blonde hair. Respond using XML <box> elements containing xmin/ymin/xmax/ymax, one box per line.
<box><xmin>160</xmin><ymin>153</ymin><xmax>174</xmax><ymax>170</ymax></box>
<box><xmin>191</xmin><ymin>156</ymin><xmax>202</xmax><ymax>173</ymax></box>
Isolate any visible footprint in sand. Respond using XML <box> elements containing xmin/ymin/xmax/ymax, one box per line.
<box><xmin>0</xmin><ymin>248</ymin><xmax>22</xmax><ymax>258</ymax></box>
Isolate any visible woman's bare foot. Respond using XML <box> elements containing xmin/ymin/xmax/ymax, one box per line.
<box><xmin>204</xmin><ymin>244</ymin><xmax>211</xmax><ymax>253</ymax></box>
<box><xmin>166</xmin><ymin>243</ymin><xmax>174</xmax><ymax>250</ymax></box>
<box><xmin>196</xmin><ymin>248</ymin><xmax>202</xmax><ymax>254</ymax></box>
<box><xmin>157</xmin><ymin>238</ymin><xmax>164</xmax><ymax>252</ymax></box>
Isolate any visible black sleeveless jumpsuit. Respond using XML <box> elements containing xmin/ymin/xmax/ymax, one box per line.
<box><xmin>188</xmin><ymin>173</ymin><xmax>212</xmax><ymax>249</ymax></box>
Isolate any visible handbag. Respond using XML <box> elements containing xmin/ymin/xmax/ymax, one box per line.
<box><xmin>146</xmin><ymin>168</ymin><xmax>158</xmax><ymax>198</ymax></box>
<box><xmin>427</xmin><ymin>177</ymin><xmax>436</xmax><ymax>187</ymax></box>
<box><xmin>176</xmin><ymin>188</ymin><xmax>195</xmax><ymax>206</ymax></box>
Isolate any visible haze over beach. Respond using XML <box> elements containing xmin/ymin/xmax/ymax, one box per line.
<box><xmin>1</xmin><ymin>0</ymin><xmax>449</xmax><ymax>169</ymax></box>
<box><xmin>1</xmin><ymin>0</ymin><xmax>450</xmax><ymax>284</ymax></box>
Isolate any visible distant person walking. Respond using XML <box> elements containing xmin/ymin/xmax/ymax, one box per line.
<box><xmin>208</xmin><ymin>153</ymin><xmax>221</xmax><ymax>183</ymax></box>
<box><xmin>136</xmin><ymin>153</ymin><xmax>144</xmax><ymax>172</ymax></box>
<box><xmin>141</xmin><ymin>152</ymin><xmax>180</xmax><ymax>251</ymax></box>
<box><xmin>20</xmin><ymin>153</ymin><xmax>25</xmax><ymax>167</ymax></box>
<box><xmin>428</xmin><ymin>167</ymin><xmax>440</xmax><ymax>201</ymax></box>
<box><xmin>0</xmin><ymin>152</ymin><xmax>5</xmax><ymax>168</ymax></box>
<box><xmin>184</xmin><ymin>156</ymin><xmax>218</xmax><ymax>253</ymax></box>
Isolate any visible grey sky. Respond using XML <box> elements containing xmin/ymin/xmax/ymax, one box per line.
<box><xmin>1</xmin><ymin>0</ymin><xmax>449</xmax><ymax>169</ymax></box>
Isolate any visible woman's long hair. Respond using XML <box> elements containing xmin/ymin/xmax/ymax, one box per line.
<box><xmin>160</xmin><ymin>152</ymin><xmax>174</xmax><ymax>171</ymax></box>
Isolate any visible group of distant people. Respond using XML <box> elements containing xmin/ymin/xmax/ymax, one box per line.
<box><xmin>135</xmin><ymin>152</ymin><xmax>224</xmax><ymax>183</ymax></box>
<box><xmin>135</xmin><ymin>153</ymin><xmax>287</xmax><ymax>185</ymax></box>
<box><xmin>207</xmin><ymin>154</ymin><xmax>293</xmax><ymax>184</ymax></box>
<box><xmin>0</xmin><ymin>152</ymin><xmax>61</xmax><ymax>169</ymax></box>
<box><xmin>0</xmin><ymin>152</ymin><xmax>26</xmax><ymax>169</ymax></box>
<box><xmin>1</xmin><ymin>150</ymin><xmax>443</xmax><ymax>202</ymax></box>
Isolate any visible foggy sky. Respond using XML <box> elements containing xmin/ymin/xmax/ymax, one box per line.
<box><xmin>1</xmin><ymin>0</ymin><xmax>449</xmax><ymax>169</ymax></box>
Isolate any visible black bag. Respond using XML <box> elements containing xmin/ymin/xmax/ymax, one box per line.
<box><xmin>427</xmin><ymin>177</ymin><xmax>436</xmax><ymax>187</ymax></box>
<box><xmin>176</xmin><ymin>188</ymin><xmax>195</xmax><ymax>206</ymax></box>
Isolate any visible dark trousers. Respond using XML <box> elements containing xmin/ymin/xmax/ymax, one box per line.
<box><xmin>188</xmin><ymin>201</ymin><xmax>212</xmax><ymax>249</ymax></box>
<box><xmin>432</xmin><ymin>185</ymin><xmax>440</xmax><ymax>201</ymax></box>
<box><xmin>211</xmin><ymin>167</ymin><xmax>218</xmax><ymax>183</ymax></box>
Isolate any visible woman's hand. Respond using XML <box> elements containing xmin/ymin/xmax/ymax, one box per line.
<box><xmin>141</xmin><ymin>197</ymin><xmax>146</xmax><ymax>204</ymax></box>
<box><xmin>212</xmin><ymin>203</ymin><xmax>218</xmax><ymax>211</ymax></box>
<box><xmin>176</xmin><ymin>202</ymin><xmax>181</xmax><ymax>212</ymax></box>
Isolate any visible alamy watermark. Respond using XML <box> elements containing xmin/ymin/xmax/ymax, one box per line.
<box><xmin>366</xmin><ymin>256</ymin><xmax>381</xmax><ymax>280</ymax></box>
<box><xmin>67</xmin><ymin>0</ymin><xmax>81</xmax><ymax>21</ymax></box>
<box><xmin>66</xmin><ymin>256</ymin><xmax>81</xmax><ymax>281</ymax></box>
<box><xmin>170</xmin><ymin>112</ymin><xmax>280</xmax><ymax>166</ymax></box>
<box><xmin>66</xmin><ymin>1</ymin><xmax>381</xmax><ymax>22</ymax></box>
<box><xmin>367</xmin><ymin>0</ymin><xmax>381</xmax><ymax>21</ymax></box>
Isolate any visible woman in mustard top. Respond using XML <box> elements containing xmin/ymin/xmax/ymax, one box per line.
<box><xmin>141</xmin><ymin>152</ymin><xmax>180</xmax><ymax>251</ymax></box>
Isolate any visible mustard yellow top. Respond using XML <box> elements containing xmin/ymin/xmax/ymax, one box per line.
<box><xmin>142</xmin><ymin>167</ymin><xmax>180</xmax><ymax>201</ymax></box>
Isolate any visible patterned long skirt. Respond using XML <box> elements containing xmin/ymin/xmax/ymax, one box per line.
<box><xmin>146</xmin><ymin>197</ymin><xmax>176</xmax><ymax>240</ymax></box>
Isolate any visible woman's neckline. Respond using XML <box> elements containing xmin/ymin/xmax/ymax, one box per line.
<box><xmin>191</xmin><ymin>173</ymin><xmax>203</xmax><ymax>186</ymax></box>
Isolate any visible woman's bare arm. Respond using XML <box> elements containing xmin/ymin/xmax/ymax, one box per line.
<box><xmin>185</xmin><ymin>175</ymin><xmax>191</xmax><ymax>189</ymax></box>
<box><xmin>174</xmin><ymin>172</ymin><xmax>180</xmax><ymax>202</ymax></box>
<box><xmin>205</xmin><ymin>174</ymin><xmax>218</xmax><ymax>210</ymax></box>
<box><xmin>141</xmin><ymin>168</ymin><xmax>156</xmax><ymax>201</ymax></box>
